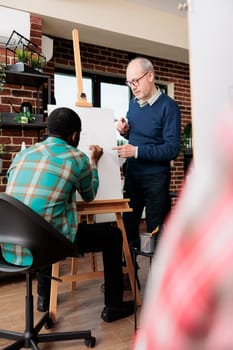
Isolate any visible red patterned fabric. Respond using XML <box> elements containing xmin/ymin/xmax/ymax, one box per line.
<box><xmin>134</xmin><ymin>111</ymin><xmax>233</xmax><ymax>350</ymax></box>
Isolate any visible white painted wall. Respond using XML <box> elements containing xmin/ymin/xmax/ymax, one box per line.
<box><xmin>0</xmin><ymin>0</ymin><xmax>188</xmax><ymax>50</ymax></box>
<box><xmin>188</xmin><ymin>0</ymin><xmax>233</xmax><ymax>168</ymax></box>
<box><xmin>0</xmin><ymin>7</ymin><xmax>30</xmax><ymax>43</ymax></box>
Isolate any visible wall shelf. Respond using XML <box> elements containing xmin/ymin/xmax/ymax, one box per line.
<box><xmin>0</xmin><ymin>112</ymin><xmax>47</xmax><ymax>141</ymax></box>
<box><xmin>5</xmin><ymin>70</ymin><xmax>51</xmax><ymax>114</ymax></box>
<box><xmin>0</xmin><ymin>112</ymin><xmax>46</xmax><ymax>127</ymax></box>
<box><xmin>5</xmin><ymin>70</ymin><xmax>50</xmax><ymax>89</ymax></box>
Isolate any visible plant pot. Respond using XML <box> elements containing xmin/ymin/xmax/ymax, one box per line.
<box><xmin>6</xmin><ymin>63</ymin><xmax>32</xmax><ymax>73</ymax></box>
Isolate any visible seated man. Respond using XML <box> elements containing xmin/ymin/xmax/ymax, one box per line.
<box><xmin>1</xmin><ymin>107</ymin><xmax>134</xmax><ymax>322</ymax></box>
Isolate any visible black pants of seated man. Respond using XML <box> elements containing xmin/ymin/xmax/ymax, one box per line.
<box><xmin>37</xmin><ymin>222</ymin><xmax>124</xmax><ymax>308</ymax></box>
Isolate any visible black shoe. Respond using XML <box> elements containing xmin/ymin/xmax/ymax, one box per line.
<box><xmin>37</xmin><ymin>295</ymin><xmax>49</xmax><ymax>312</ymax></box>
<box><xmin>101</xmin><ymin>301</ymin><xmax>134</xmax><ymax>322</ymax></box>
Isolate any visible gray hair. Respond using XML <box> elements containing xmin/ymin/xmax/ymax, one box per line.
<box><xmin>128</xmin><ymin>57</ymin><xmax>154</xmax><ymax>75</ymax></box>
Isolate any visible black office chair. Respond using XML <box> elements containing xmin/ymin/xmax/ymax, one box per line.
<box><xmin>0</xmin><ymin>193</ymin><xmax>96</xmax><ymax>349</ymax></box>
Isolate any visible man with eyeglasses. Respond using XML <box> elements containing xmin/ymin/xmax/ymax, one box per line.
<box><xmin>114</xmin><ymin>56</ymin><xmax>181</xmax><ymax>256</ymax></box>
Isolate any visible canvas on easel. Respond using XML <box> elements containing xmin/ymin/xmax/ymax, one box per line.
<box><xmin>48</xmin><ymin>29</ymin><xmax>123</xmax><ymax>220</ymax></box>
<box><xmin>47</xmin><ymin>104</ymin><xmax>123</xmax><ymax>221</ymax></box>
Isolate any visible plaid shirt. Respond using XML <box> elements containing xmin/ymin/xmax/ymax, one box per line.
<box><xmin>1</xmin><ymin>136</ymin><xmax>99</xmax><ymax>266</ymax></box>
<box><xmin>134</xmin><ymin>162</ymin><xmax>233</xmax><ymax>349</ymax></box>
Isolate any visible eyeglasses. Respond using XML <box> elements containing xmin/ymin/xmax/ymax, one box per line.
<box><xmin>125</xmin><ymin>71</ymin><xmax>149</xmax><ymax>88</ymax></box>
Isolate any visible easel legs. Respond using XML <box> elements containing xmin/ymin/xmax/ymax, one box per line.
<box><xmin>116</xmin><ymin>213</ymin><xmax>141</xmax><ymax>306</ymax></box>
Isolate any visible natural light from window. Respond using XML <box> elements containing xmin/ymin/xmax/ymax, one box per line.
<box><xmin>54</xmin><ymin>73</ymin><xmax>92</xmax><ymax>107</ymax></box>
<box><xmin>100</xmin><ymin>82</ymin><xmax>129</xmax><ymax>121</ymax></box>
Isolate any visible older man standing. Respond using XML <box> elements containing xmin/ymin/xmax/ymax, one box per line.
<box><xmin>114</xmin><ymin>57</ymin><xmax>181</xmax><ymax>249</ymax></box>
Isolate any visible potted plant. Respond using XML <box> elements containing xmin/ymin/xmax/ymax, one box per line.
<box><xmin>11</xmin><ymin>47</ymin><xmax>31</xmax><ymax>72</ymax></box>
<box><xmin>31</xmin><ymin>53</ymin><xmax>45</xmax><ymax>71</ymax></box>
<box><xmin>15</xmin><ymin>110</ymin><xmax>36</xmax><ymax>124</ymax></box>
<box><xmin>15</xmin><ymin>47</ymin><xmax>30</xmax><ymax>64</ymax></box>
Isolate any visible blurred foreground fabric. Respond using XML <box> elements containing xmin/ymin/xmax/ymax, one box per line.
<box><xmin>133</xmin><ymin>110</ymin><xmax>233</xmax><ymax>350</ymax></box>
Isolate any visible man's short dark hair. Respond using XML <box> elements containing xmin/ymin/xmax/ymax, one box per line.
<box><xmin>47</xmin><ymin>107</ymin><xmax>82</xmax><ymax>139</ymax></box>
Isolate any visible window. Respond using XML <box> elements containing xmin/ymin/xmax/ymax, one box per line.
<box><xmin>83</xmin><ymin>72</ymin><xmax>130</xmax><ymax>122</ymax></box>
<box><xmin>100</xmin><ymin>82</ymin><xmax>130</xmax><ymax>121</ymax></box>
<box><xmin>54</xmin><ymin>70</ymin><xmax>129</xmax><ymax>117</ymax></box>
<box><xmin>54</xmin><ymin>72</ymin><xmax>92</xmax><ymax>106</ymax></box>
<box><xmin>54</xmin><ymin>70</ymin><xmax>169</xmax><ymax>121</ymax></box>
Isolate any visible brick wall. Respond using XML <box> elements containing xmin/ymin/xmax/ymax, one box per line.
<box><xmin>0</xmin><ymin>14</ymin><xmax>191</xmax><ymax>194</ymax></box>
<box><xmin>0</xmin><ymin>16</ymin><xmax>44</xmax><ymax>114</ymax></box>
<box><xmin>0</xmin><ymin>15</ymin><xmax>47</xmax><ymax>191</ymax></box>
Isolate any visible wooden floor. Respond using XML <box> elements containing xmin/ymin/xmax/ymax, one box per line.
<box><xmin>0</xmin><ymin>252</ymin><xmax>151</xmax><ymax>350</ymax></box>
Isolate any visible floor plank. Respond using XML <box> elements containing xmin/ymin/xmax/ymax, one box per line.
<box><xmin>0</xmin><ymin>252</ymin><xmax>151</xmax><ymax>349</ymax></box>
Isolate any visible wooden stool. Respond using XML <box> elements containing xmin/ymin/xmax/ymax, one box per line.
<box><xmin>49</xmin><ymin>199</ymin><xmax>141</xmax><ymax>321</ymax></box>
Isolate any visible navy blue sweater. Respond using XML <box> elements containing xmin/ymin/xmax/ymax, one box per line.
<box><xmin>125</xmin><ymin>93</ymin><xmax>181</xmax><ymax>175</ymax></box>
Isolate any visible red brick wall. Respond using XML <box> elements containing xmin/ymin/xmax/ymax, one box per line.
<box><xmin>0</xmin><ymin>15</ymin><xmax>191</xmax><ymax>194</ymax></box>
<box><xmin>0</xmin><ymin>16</ymin><xmax>44</xmax><ymax>115</ymax></box>
<box><xmin>0</xmin><ymin>15</ymin><xmax>46</xmax><ymax>191</ymax></box>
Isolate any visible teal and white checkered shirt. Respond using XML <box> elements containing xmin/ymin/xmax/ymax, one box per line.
<box><xmin>1</xmin><ymin>136</ymin><xmax>99</xmax><ymax>266</ymax></box>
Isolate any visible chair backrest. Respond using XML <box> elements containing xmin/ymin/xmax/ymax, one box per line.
<box><xmin>0</xmin><ymin>193</ymin><xmax>78</xmax><ymax>271</ymax></box>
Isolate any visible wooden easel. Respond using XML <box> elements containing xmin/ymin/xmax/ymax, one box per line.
<box><xmin>49</xmin><ymin>199</ymin><xmax>141</xmax><ymax>321</ymax></box>
<box><xmin>72</xmin><ymin>29</ymin><xmax>92</xmax><ymax>107</ymax></box>
<box><xmin>75</xmin><ymin>199</ymin><xmax>141</xmax><ymax>308</ymax></box>
<box><xmin>49</xmin><ymin>31</ymin><xmax>141</xmax><ymax>322</ymax></box>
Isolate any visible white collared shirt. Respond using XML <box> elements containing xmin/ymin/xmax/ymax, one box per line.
<box><xmin>136</xmin><ymin>87</ymin><xmax>162</xmax><ymax>107</ymax></box>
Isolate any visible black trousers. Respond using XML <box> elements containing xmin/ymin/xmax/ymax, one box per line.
<box><xmin>123</xmin><ymin>172</ymin><xmax>171</xmax><ymax>244</ymax></box>
<box><xmin>37</xmin><ymin>222</ymin><xmax>124</xmax><ymax>307</ymax></box>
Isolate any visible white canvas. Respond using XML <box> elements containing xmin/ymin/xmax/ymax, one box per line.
<box><xmin>47</xmin><ymin>105</ymin><xmax>123</xmax><ymax>222</ymax></box>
